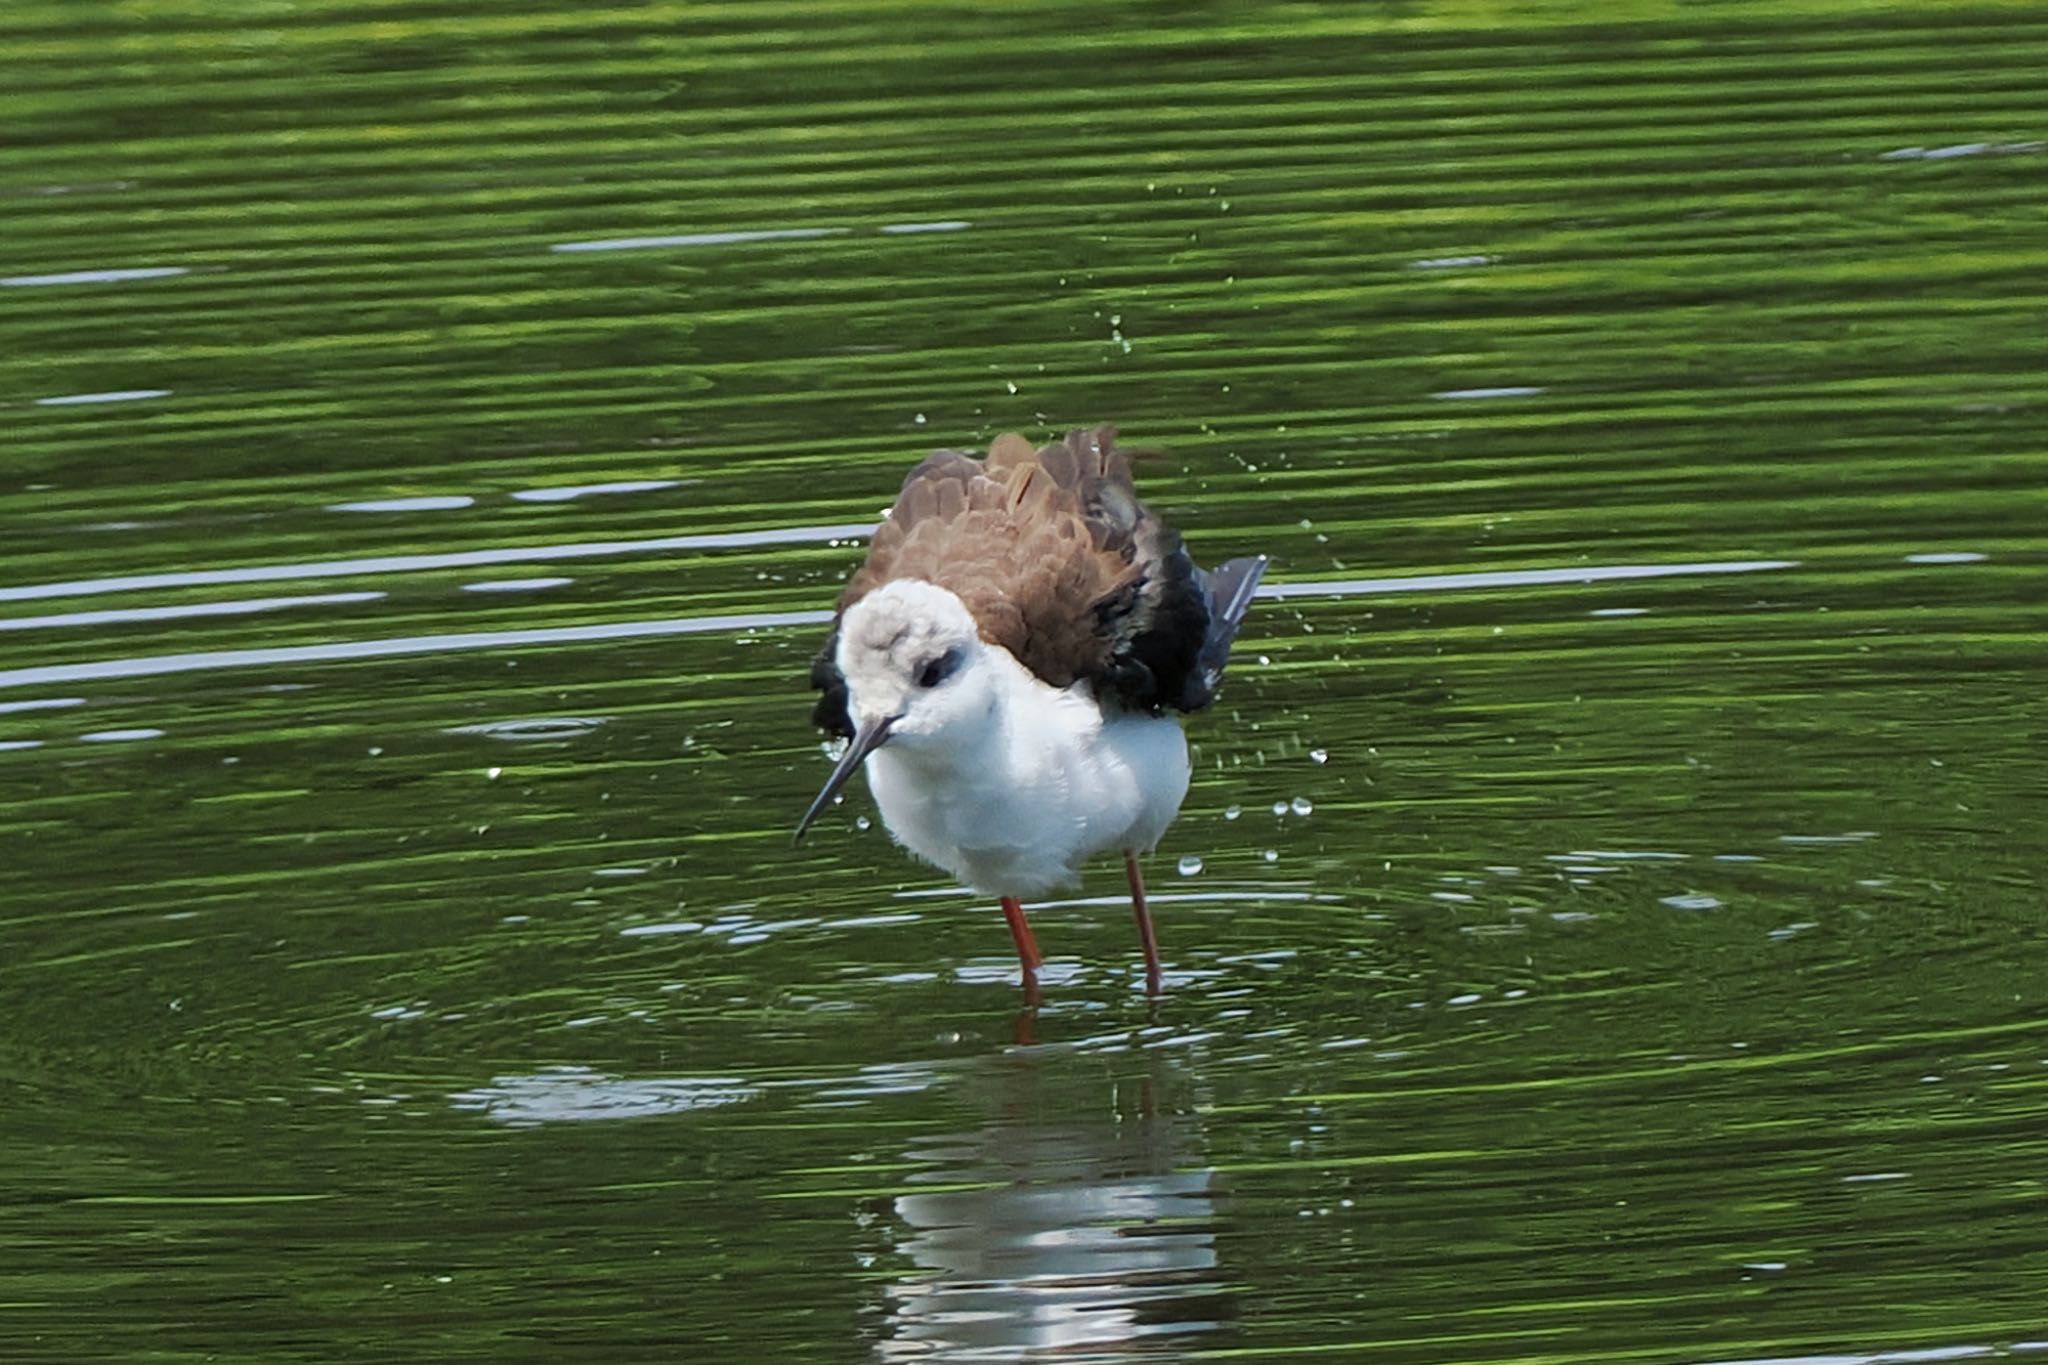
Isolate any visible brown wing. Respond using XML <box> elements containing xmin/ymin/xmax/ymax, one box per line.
<box><xmin>830</xmin><ymin>424</ymin><xmax>1215</xmax><ymax>711</ymax></box>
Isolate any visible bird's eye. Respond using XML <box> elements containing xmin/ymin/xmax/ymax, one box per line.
<box><xmin>917</xmin><ymin>648</ymin><xmax>961</xmax><ymax>689</ymax></box>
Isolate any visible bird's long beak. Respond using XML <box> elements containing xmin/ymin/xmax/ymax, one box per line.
<box><xmin>793</xmin><ymin>714</ymin><xmax>894</xmax><ymax>842</ymax></box>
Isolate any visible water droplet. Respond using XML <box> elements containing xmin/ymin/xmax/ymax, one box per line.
<box><xmin>855</xmin><ymin>815</ymin><xmax>871</xmax><ymax>831</ymax></box>
<box><xmin>913</xmin><ymin>413</ymin><xmax>927</xmax><ymax>425</ymax></box>
<box><xmin>1271</xmin><ymin>801</ymin><xmax>1288</xmax><ymax>816</ymax></box>
<box><xmin>1004</xmin><ymin>380</ymin><xmax>1018</xmax><ymax>394</ymax></box>
<box><xmin>1309</xmin><ymin>749</ymin><xmax>1328</xmax><ymax>765</ymax></box>
<box><xmin>1262</xmin><ymin>849</ymin><xmax>1279</xmax><ymax>863</ymax></box>
<box><xmin>1291</xmin><ymin>797</ymin><xmax>1315</xmax><ymax>816</ymax></box>
<box><xmin>485</xmin><ymin>766</ymin><xmax>502</xmax><ymax>780</ymax></box>
<box><xmin>1177</xmin><ymin>855</ymin><xmax>1204</xmax><ymax>876</ymax></box>
<box><xmin>1223</xmin><ymin>804</ymin><xmax>1241</xmax><ymax>821</ymax></box>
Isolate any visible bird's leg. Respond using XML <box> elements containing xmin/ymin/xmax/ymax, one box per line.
<box><xmin>1124</xmin><ymin>851</ymin><xmax>1163</xmax><ymax>995</ymax></box>
<box><xmin>1000</xmin><ymin>896</ymin><xmax>1044</xmax><ymax>983</ymax></box>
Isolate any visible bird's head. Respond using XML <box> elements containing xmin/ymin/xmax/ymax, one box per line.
<box><xmin>835</xmin><ymin>579</ymin><xmax>991</xmax><ymax>743</ymax></box>
<box><xmin>795</xmin><ymin>579</ymin><xmax>993</xmax><ymax>839</ymax></box>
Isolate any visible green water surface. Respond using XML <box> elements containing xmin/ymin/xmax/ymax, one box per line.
<box><xmin>3</xmin><ymin>2</ymin><xmax>2046</xmax><ymax>1361</ymax></box>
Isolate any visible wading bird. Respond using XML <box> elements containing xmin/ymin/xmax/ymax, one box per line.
<box><xmin>796</xmin><ymin>425</ymin><xmax>1265</xmax><ymax>994</ymax></box>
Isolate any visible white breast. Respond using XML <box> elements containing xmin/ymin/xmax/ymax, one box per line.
<box><xmin>864</xmin><ymin>651</ymin><xmax>1191</xmax><ymax>898</ymax></box>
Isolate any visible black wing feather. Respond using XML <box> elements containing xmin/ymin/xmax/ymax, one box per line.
<box><xmin>1098</xmin><ymin>546</ymin><xmax>1267</xmax><ymax>714</ymax></box>
<box><xmin>808</xmin><ymin>625</ymin><xmax>853</xmax><ymax>740</ymax></box>
<box><xmin>1189</xmin><ymin>554</ymin><xmax>1269</xmax><ymax>706</ymax></box>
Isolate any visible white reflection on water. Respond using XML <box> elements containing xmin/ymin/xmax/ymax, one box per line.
<box><xmin>3</xmin><ymin>266</ymin><xmax>189</xmax><ymax>287</ymax></box>
<box><xmin>444</xmin><ymin>716</ymin><xmax>607</xmax><ymax>742</ymax></box>
<box><xmin>327</xmin><ymin>495</ymin><xmax>475</xmax><ymax>513</ymax></box>
<box><xmin>0</xmin><ymin>555</ymin><xmax>1844</xmax><ymax>696</ymax></box>
<box><xmin>33</xmin><ymin>389</ymin><xmax>171</xmax><ymax>406</ymax></box>
<box><xmin>550</xmin><ymin>221</ymin><xmax>968</xmax><ymax>252</ymax></box>
<box><xmin>449</xmin><ymin>1066</ymin><xmax>759</xmax><ymax>1126</ymax></box>
<box><xmin>0</xmin><ymin>697</ymin><xmax>84</xmax><ymax>714</ymax></box>
<box><xmin>1696</xmin><ymin>1344</ymin><xmax>2048</xmax><ymax>1365</ymax></box>
<box><xmin>1258</xmin><ymin>558</ymin><xmax>1797</xmax><ymax>600</ymax></box>
<box><xmin>877</xmin><ymin>1060</ymin><xmax>1228</xmax><ymax>1361</ymax></box>
<box><xmin>449</xmin><ymin>1061</ymin><xmax>952</xmax><ymax>1126</ymax></box>
<box><xmin>550</xmin><ymin>227</ymin><xmax>844</xmax><ymax>253</ymax></box>
<box><xmin>0</xmin><ymin>610</ymin><xmax>834</xmax><ymax>690</ymax></box>
<box><xmin>1432</xmin><ymin>385</ymin><xmax>1547</xmax><ymax>399</ymax></box>
<box><xmin>0</xmin><ymin>591</ymin><xmax>384</xmax><ymax>632</ymax></box>
<box><xmin>0</xmin><ymin>522</ymin><xmax>878</xmax><ymax>604</ymax></box>
<box><xmin>1879</xmin><ymin>141</ymin><xmax>2045</xmax><ymax>160</ymax></box>
<box><xmin>510</xmin><ymin>479</ymin><xmax>681</xmax><ymax>503</ymax></box>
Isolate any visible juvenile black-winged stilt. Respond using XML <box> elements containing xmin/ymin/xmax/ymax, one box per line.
<box><xmin>795</xmin><ymin>425</ymin><xmax>1267</xmax><ymax>995</ymax></box>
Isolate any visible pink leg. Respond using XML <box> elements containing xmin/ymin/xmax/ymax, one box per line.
<box><xmin>1000</xmin><ymin>895</ymin><xmax>1044</xmax><ymax>981</ymax></box>
<box><xmin>1125</xmin><ymin>851</ymin><xmax>1163</xmax><ymax>995</ymax></box>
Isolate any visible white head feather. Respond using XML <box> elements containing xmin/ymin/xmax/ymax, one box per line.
<box><xmin>834</xmin><ymin>580</ymin><xmax>996</xmax><ymax>749</ymax></box>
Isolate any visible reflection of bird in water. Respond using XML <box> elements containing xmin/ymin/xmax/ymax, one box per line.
<box><xmin>798</xmin><ymin>425</ymin><xmax>1267</xmax><ymax>995</ymax></box>
<box><xmin>874</xmin><ymin>1062</ymin><xmax>1231</xmax><ymax>1360</ymax></box>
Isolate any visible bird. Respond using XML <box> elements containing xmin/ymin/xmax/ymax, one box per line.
<box><xmin>795</xmin><ymin>424</ymin><xmax>1267</xmax><ymax>995</ymax></box>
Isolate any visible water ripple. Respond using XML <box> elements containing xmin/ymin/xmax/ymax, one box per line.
<box><xmin>2</xmin><ymin>266</ymin><xmax>189</xmax><ymax>287</ymax></box>
<box><xmin>0</xmin><ymin>523</ymin><xmax>877</xmax><ymax>604</ymax></box>
<box><xmin>0</xmin><ymin>591</ymin><xmax>384</xmax><ymax>633</ymax></box>
<box><xmin>0</xmin><ymin>557</ymin><xmax>1818</xmax><ymax>690</ymax></box>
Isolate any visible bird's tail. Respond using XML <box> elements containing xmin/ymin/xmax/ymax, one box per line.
<box><xmin>1193</xmin><ymin>553</ymin><xmax>1269</xmax><ymax>700</ymax></box>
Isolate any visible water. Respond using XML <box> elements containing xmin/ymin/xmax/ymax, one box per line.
<box><xmin>4</xmin><ymin>2</ymin><xmax>2047</xmax><ymax>1360</ymax></box>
